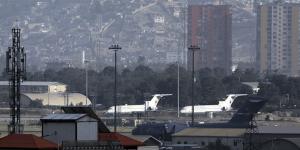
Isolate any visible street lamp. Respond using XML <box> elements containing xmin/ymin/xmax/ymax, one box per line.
<box><xmin>109</xmin><ymin>44</ymin><xmax>121</xmax><ymax>133</ymax></box>
<box><xmin>188</xmin><ymin>45</ymin><xmax>200</xmax><ymax>126</ymax></box>
<box><xmin>85</xmin><ymin>60</ymin><xmax>89</xmax><ymax>105</ymax></box>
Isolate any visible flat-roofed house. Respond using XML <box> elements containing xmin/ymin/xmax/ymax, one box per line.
<box><xmin>172</xmin><ymin>128</ymin><xmax>245</xmax><ymax>150</ymax></box>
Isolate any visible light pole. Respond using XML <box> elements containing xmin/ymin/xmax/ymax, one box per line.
<box><xmin>82</xmin><ymin>50</ymin><xmax>89</xmax><ymax>105</ymax></box>
<box><xmin>109</xmin><ymin>44</ymin><xmax>121</xmax><ymax>133</ymax></box>
<box><xmin>188</xmin><ymin>45</ymin><xmax>200</xmax><ymax>126</ymax></box>
<box><xmin>177</xmin><ymin>54</ymin><xmax>180</xmax><ymax>118</ymax></box>
<box><xmin>85</xmin><ymin>60</ymin><xmax>89</xmax><ymax>105</ymax></box>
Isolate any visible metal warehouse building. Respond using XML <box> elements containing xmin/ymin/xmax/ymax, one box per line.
<box><xmin>41</xmin><ymin>114</ymin><xmax>98</xmax><ymax>144</ymax></box>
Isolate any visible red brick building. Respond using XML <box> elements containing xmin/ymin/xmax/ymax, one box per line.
<box><xmin>188</xmin><ymin>5</ymin><xmax>232</xmax><ymax>74</ymax></box>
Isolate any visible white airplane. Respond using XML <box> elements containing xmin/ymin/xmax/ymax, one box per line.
<box><xmin>180</xmin><ymin>94</ymin><xmax>248</xmax><ymax>114</ymax></box>
<box><xmin>106</xmin><ymin>94</ymin><xmax>172</xmax><ymax>114</ymax></box>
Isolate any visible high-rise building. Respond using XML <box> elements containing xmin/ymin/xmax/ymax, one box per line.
<box><xmin>256</xmin><ymin>2</ymin><xmax>300</xmax><ymax>76</ymax></box>
<box><xmin>187</xmin><ymin>5</ymin><xmax>232</xmax><ymax>74</ymax></box>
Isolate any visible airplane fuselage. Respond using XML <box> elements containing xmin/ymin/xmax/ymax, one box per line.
<box><xmin>107</xmin><ymin>104</ymin><xmax>148</xmax><ymax>114</ymax></box>
<box><xmin>180</xmin><ymin>94</ymin><xmax>248</xmax><ymax>114</ymax></box>
<box><xmin>106</xmin><ymin>94</ymin><xmax>172</xmax><ymax>114</ymax></box>
<box><xmin>180</xmin><ymin>105</ymin><xmax>225</xmax><ymax>114</ymax></box>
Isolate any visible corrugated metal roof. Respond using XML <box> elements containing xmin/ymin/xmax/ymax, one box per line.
<box><xmin>258</xmin><ymin>126</ymin><xmax>300</xmax><ymax>134</ymax></box>
<box><xmin>121</xmin><ymin>133</ymin><xmax>152</xmax><ymax>142</ymax></box>
<box><xmin>99</xmin><ymin>133</ymin><xmax>144</xmax><ymax>147</ymax></box>
<box><xmin>0</xmin><ymin>81</ymin><xmax>65</xmax><ymax>86</ymax></box>
<box><xmin>121</xmin><ymin>133</ymin><xmax>162</xmax><ymax>146</ymax></box>
<box><xmin>173</xmin><ymin>128</ymin><xmax>246</xmax><ymax>137</ymax></box>
<box><xmin>41</xmin><ymin>114</ymin><xmax>86</xmax><ymax>121</ymax></box>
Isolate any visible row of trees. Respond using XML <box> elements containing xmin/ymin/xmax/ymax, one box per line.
<box><xmin>258</xmin><ymin>74</ymin><xmax>300</xmax><ymax>109</ymax></box>
<box><xmin>0</xmin><ymin>64</ymin><xmax>256</xmax><ymax>108</ymax></box>
<box><xmin>3</xmin><ymin>62</ymin><xmax>300</xmax><ymax>111</ymax></box>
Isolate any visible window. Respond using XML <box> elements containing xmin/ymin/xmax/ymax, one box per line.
<box><xmin>184</xmin><ymin>141</ymin><xmax>188</xmax><ymax>144</ymax></box>
<box><xmin>177</xmin><ymin>141</ymin><xmax>181</xmax><ymax>144</ymax></box>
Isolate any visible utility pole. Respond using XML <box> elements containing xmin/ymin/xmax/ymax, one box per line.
<box><xmin>177</xmin><ymin>56</ymin><xmax>180</xmax><ymax>118</ymax></box>
<box><xmin>178</xmin><ymin>1</ymin><xmax>188</xmax><ymax>118</ymax></box>
<box><xmin>188</xmin><ymin>45</ymin><xmax>200</xmax><ymax>126</ymax></box>
<box><xmin>85</xmin><ymin>60</ymin><xmax>89</xmax><ymax>105</ymax></box>
<box><xmin>82</xmin><ymin>50</ymin><xmax>89</xmax><ymax>105</ymax></box>
<box><xmin>6</xmin><ymin>28</ymin><xmax>26</xmax><ymax>134</ymax></box>
<box><xmin>109</xmin><ymin>44</ymin><xmax>121</xmax><ymax>133</ymax></box>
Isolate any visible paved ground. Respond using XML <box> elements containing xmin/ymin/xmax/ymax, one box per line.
<box><xmin>0</xmin><ymin>108</ymin><xmax>300</xmax><ymax>137</ymax></box>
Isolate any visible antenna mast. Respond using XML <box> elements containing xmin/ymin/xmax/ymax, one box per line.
<box><xmin>244</xmin><ymin>113</ymin><xmax>259</xmax><ymax>150</ymax></box>
<box><xmin>6</xmin><ymin>28</ymin><xmax>26</xmax><ymax>134</ymax></box>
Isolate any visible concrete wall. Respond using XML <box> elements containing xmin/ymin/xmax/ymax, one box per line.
<box><xmin>43</xmin><ymin>122</ymin><xmax>76</xmax><ymax>144</ymax></box>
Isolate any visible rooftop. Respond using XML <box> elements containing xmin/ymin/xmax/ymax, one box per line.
<box><xmin>41</xmin><ymin>114</ymin><xmax>86</xmax><ymax>121</ymax></box>
<box><xmin>258</xmin><ymin>126</ymin><xmax>300</xmax><ymax>134</ymax></box>
<box><xmin>0</xmin><ymin>134</ymin><xmax>57</xmax><ymax>149</ymax></box>
<box><xmin>173</xmin><ymin>128</ymin><xmax>246</xmax><ymax>137</ymax></box>
<box><xmin>99</xmin><ymin>133</ymin><xmax>144</xmax><ymax>147</ymax></box>
<box><xmin>121</xmin><ymin>133</ymin><xmax>162</xmax><ymax>146</ymax></box>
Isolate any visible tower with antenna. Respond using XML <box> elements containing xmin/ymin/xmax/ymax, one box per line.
<box><xmin>243</xmin><ymin>110</ymin><xmax>259</xmax><ymax>150</ymax></box>
<box><xmin>6</xmin><ymin>28</ymin><xmax>26</xmax><ymax>134</ymax></box>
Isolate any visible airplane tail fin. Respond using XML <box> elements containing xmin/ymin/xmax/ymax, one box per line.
<box><xmin>229</xmin><ymin>96</ymin><xmax>267</xmax><ymax>125</ymax></box>
<box><xmin>147</xmin><ymin>94</ymin><xmax>172</xmax><ymax>110</ymax></box>
<box><xmin>222</xmin><ymin>94</ymin><xmax>248</xmax><ymax>110</ymax></box>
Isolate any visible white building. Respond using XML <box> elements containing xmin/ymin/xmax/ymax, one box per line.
<box><xmin>41</xmin><ymin>114</ymin><xmax>98</xmax><ymax>144</ymax></box>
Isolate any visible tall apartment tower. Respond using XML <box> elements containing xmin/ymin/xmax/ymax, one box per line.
<box><xmin>187</xmin><ymin>5</ymin><xmax>232</xmax><ymax>74</ymax></box>
<box><xmin>257</xmin><ymin>2</ymin><xmax>300</xmax><ymax>76</ymax></box>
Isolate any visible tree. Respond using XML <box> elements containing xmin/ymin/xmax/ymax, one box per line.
<box><xmin>11</xmin><ymin>64</ymin><xmax>266</xmax><ymax>109</ymax></box>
